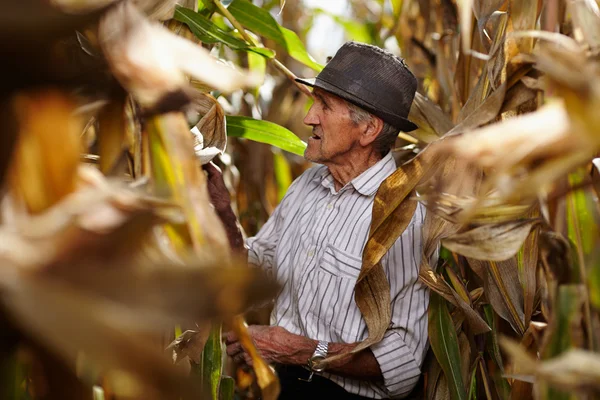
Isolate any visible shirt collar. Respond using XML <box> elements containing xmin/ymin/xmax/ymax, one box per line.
<box><xmin>318</xmin><ymin>152</ymin><xmax>397</xmax><ymax>196</ymax></box>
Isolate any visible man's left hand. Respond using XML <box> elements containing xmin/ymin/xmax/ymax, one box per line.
<box><xmin>224</xmin><ymin>325</ymin><xmax>312</xmax><ymax>367</ymax></box>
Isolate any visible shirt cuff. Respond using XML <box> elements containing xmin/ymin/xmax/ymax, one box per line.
<box><xmin>371</xmin><ymin>331</ymin><xmax>421</xmax><ymax>398</ymax></box>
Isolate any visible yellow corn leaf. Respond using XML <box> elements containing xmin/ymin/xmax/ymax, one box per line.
<box><xmin>97</xmin><ymin>94</ymin><xmax>128</xmax><ymax>175</ymax></box>
<box><xmin>9</xmin><ymin>90</ymin><xmax>82</xmax><ymax>214</ymax></box>
<box><xmin>231</xmin><ymin>317</ymin><xmax>280</xmax><ymax>400</ymax></box>
<box><xmin>146</xmin><ymin>112</ymin><xmax>230</xmax><ymax>256</ymax></box>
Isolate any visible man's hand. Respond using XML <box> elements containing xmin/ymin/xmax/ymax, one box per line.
<box><xmin>203</xmin><ymin>162</ymin><xmax>232</xmax><ymax>213</ymax></box>
<box><xmin>224</xmin><ymin>325</ymin><xmax>383</xmax><ymax>381</ymax></box>
<box><xmin>203</xmin><ymin>162</ymin><xmax>245</xmax><ymax>251</ymax></box>
<box><xmin>224</xmin><ymin>326</ymin><xmax>314</xmax><ymax>366</ymax></box>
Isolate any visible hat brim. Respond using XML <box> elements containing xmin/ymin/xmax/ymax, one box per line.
<box><xmin>295</xmin><ymin>77</ymin><xmax>418</xmax><ymax>133</ymax></box>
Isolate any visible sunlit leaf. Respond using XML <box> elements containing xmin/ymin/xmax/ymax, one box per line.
<box><xmin>226</xmin><ymin>0</ymin><xmax>323</xmax><ymax>71</ymax></box>
<box><xmin>280</xmin><ymin>27</ymin><xmax>323</xmax><ymax>72</ymax></box>
<box><xmin>226</xmin><ymin>116</ymin><xmax>306</xmax><ymax>156</ymax></box>
<box><xmin>174</xmin><ymin>6</ymin><xmax>275</xmax><ymax>58</ymax></box>
<box><xmin>198</xmin><ymin>324</ymin><xmax>222</xmax><ymax>400</ymax></box>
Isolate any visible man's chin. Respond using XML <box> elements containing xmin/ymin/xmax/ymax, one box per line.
<box><xmin>303</xmin><ymin>149</ymin><xmax>322</xmax><ymax>164</ymax></box>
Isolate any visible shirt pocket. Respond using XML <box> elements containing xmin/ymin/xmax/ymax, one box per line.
<box><xmin>310</xmin><ymin>244</ymin><xmax>363</xmax><ymax>335</ymax></box>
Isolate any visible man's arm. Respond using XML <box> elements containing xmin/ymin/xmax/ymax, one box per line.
<box><xmin>224</xmin><ymin>325</ymin><xmax>383</xmax><ymax>381</ymax></box>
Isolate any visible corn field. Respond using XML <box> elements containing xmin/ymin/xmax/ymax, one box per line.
<box><xmin>1</xmin><ymin>0</ymin><xmax>600</xmax><ymax>399</ymax></box>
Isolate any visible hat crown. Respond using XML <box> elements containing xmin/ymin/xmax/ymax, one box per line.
<box><xmin>314</xmin><ymin>41</ymin><xmax>418</xmax><ymax>131</ymax></box>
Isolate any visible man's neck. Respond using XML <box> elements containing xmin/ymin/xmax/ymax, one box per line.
<box><xmin>327</xmin><ymin>150</ymin><xmax>382</xmax><ymax>192</ymax></box>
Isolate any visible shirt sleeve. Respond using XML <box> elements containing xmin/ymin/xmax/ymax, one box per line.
<box><xmin>370</xmin><ymin>203</ymin><xmax>429</xmax><ymax>398</ymax></box>
<box><xmin>245</xmin><ymin>172</ymin><xmax>302</xmax><ymax>274</ymax></box>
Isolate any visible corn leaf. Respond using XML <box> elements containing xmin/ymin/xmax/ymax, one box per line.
<box><xmin>199</xmin><ymin>324</ymin><xmax>222</xmax><ymax>400</ymax></box>
<box><xmin>469</xmin><ymin>258</ymin><xmax>525</xmax><ymax>335</ymax></box>
<box><xmin>174</xmin><ymin>6</ymin><xmax>275</xmax><ymax>58</ymax></box>
<box><xmin>231</xmin><ymin>317</ymin><xmax>279</xmax><ymax>400</ymax></box>
<box><xmin>9</xmin><ymin>90</ymin><xmax>81</xmax><ymax>214</ymax></box>
<box><xmin>226</xmin><ymin>116</ymin><xmax>306</xmax><ymax>156</ymax></box>
<box><xmin>221</xmin><ymin>0</ymin><xmax>323</xmax><ymax>70</ymax></box>
<box><xmin>539</xmin><ymin>284</ymin><xmax>586</xmax><ymax>400</ymax></box>
<box><xmin>429</xmin><ymin>292</ymin><xmax>468</xmax><ymax>400</ymax></box>
<box><xmin>219</xmin><ymin>376</ymin><xmax>235</xmax><ymax>400</ymax></box>
<box><xmin>443</xmin><ymin>219</ymin><xmax>540</xmax><ymax>261</ymax></box>
<box><xmin>280</xmin><ymin>27</ymin><xmax>324</xmax><ymax>72</ymax></box>
<box><xmin>147</xmin><ymin>112</ymin><xmax>230</xmax><ymax>254</ymax></box>
<box><xmin>226</xmin><ymin>0</ymin><xmax>286</xmax><ymax>46</ymax></box>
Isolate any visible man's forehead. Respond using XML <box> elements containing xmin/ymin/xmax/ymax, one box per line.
<box><xmin>312</xmin><ymin>87</ymin><xmax>342</xmax><ymax>102</ymax></box>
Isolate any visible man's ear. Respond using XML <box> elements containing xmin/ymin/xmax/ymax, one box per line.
<box><xmin>359</xmin><ymin>116</ymin><xmax>384</xmax><ymax>147</ymax></box>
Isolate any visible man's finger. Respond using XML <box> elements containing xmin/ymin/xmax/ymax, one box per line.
<box><xmin>223</xmin><ymin>330</ymin><xmax>238</xmax><ymax>344</ymax></box>
<box><xmin>203</xmin><ymin>161</ymin><xmax>222</xmax><ymax>177</ymax></box>
<box><xmin>225</xmin><ymin>342</ymin><xmax>242</xmax><ymax>357</ymax></box>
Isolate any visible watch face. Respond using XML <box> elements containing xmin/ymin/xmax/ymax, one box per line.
<box><xmin>309</xmin><ymin>355</ymin><xmax>326</xmax><ymax>372</ymax></box>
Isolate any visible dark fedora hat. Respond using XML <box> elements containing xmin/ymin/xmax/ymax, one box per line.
<box><xmin>296</xmin><ymin>41</ymin><xmax>418</xmax><ymax>132</ymax></box>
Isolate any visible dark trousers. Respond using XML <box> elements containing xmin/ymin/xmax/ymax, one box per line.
<box><xmin>275</xmin><ymin>365</ymin><xmax>377</xmax><ymax>400</ymax></box>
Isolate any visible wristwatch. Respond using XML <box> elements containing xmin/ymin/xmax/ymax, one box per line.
<box><xmin>299</xmin><ymin>340</ymin><xmax>328</xmax><ymax>382</ymax></box>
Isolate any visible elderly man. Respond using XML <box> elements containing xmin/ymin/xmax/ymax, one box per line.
<box><xmin>206</xmin><ymin>42</ymin><xmax>428</xmax><ymax>399</ymax></box>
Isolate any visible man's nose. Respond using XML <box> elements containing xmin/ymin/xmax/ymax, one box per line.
<box><xmin>303</xmin><ymin>104</ymin><xmax>319</xmax><ymax>126</ymax></box>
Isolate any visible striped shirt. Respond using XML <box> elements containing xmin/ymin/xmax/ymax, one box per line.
<box><xmin>247</xmin><ymin>152</ymin><xmax>429</xmax><ymax>398</ymax></box>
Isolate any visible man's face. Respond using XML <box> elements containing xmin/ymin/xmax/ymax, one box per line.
<box><xmin>303</xmin><ymin>88</ymin><xmax>364</xmax><ymax>165</ymax></box>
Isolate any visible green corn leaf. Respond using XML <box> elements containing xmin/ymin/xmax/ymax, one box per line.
<box><xmin>280</xmin><ymin>27</ymin><xmax>323</xmax><ymax>72</ymax></box>
<box><xmin>219</xmin><ymin>376</ymin><xmax>235</xmax><ymax>400</ymax></box>
<box><xmin>199</xmin><ymin>324</ymin><xmax>223</xmax><ymax>400</ymax></box>
<box><xmin>174</xmin><ymin>6</ymin><xmax>275</xmax><ymax>58</ymax></box>
<box><xmin>226</xmin><ymin>116</ymin><xmax>307</xmax><ymax>156</ymax></box>
<box><xmin>227</xmin><ymin>0</ymin><xmax>286</xmax><ymax>46</ymax></box>
<box><xmin>539</xmin><ymin>285</ymin><xmax>585</xmax><ymax>400</ymax></box>
<box><xmin>273</xmin><ymin>150</ymin><xmax>292</xmax><ymax>202</ymax></box>
<box><xmin>429</xmin><ymin>292</ymin><xmax>468</xmax><ymax>400</ymax></box>
<box><xmin>227</xmin><ymin>0</ymin><xmax>323</xmax><ymax>71</ymax></box>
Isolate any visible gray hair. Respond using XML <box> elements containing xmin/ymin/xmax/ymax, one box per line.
<box><xmin>346</xmin><ymin>101</ymin><xmax>398</xmax><ymax>158</ymax></box>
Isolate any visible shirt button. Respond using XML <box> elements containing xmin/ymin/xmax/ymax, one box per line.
<box><xmin>308</xmin><ymin>249</ymin><xmax>315</xmax><ymax>257</ymax></box>
<box><xmin>327</xmin><ymin>203</ymin><xmax>333</xmax><ymax>210</ymax></box>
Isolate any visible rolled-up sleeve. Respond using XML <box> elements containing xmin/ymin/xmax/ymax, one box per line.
<box><xmin>370</xmin><ymin>204</ymin><xmax>429</xmax><ymax>398</ymax></box>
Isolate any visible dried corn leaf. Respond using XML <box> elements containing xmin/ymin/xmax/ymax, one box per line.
<box><xmin>469</xmin><ymin>258</ymin><xmax>525</xmax><ymax>334</ymax></box>
<box><xmin>189</xmin><ymin>94</ymin><xmax>227</xmax><ymax>165</ymax></box>
<box><xmin>408</xmin><ymin>92</ymin><xmax>454</xmax><ymax>142</ymax></box>
<box><xmin>501</xmin><ymin>339</ymin><xmax>600</xmax><ymax>393</ymax></box>
<box><xmin>99</xmin><ymin>2</ymin><xmax>261</xmax><ymax>109</ymax></box>
<box><xmin>231</xmin><ymin>317</ymin><xmax>280</xmax><ymax>400</ymax></box>
<box><xmin>9</xmin><ymin>90</ymin><xmax>82</xmax><ymax>214</ymax></box>
<box><xmin>443</xmin><ymin>219</ymin><xmax>541</xmax><ymax>261</ymax></box>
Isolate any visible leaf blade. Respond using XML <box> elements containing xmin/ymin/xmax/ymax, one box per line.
<box><xmin>226</xmin><ymin>116</ymin><xmax>306</xmax><ymax>156</ymax></box>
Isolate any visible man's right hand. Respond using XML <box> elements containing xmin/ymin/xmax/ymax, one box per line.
<box><xmin>203</xmin><ymin>162</ymin><xmax>245</xmax><ymax>251</ymax></box>
<box><xmin>203</xmin><ymin>162</ymin><xmax>233</xmax><ymax>213</ymax></box>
